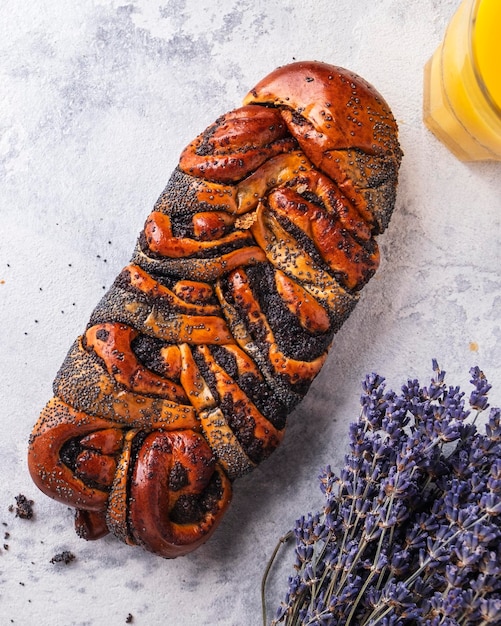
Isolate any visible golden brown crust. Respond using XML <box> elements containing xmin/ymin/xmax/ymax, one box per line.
<box><xmin>179</xmin><ymin>105</ymin><xmax>296</xmax><ymax>183</ymax></box>
<box><xmin>28</xmin><ymin>399</ymin><xmax>117</xmax><ymax>511</ymax></box>
<box><xmin>127</xmin><ymin>431</ymin><xmax>232</xmax><ymax>558</ymax></box>
<box><xmin>244</xmin><ymin>61</ymin><xmax>399</xmax><ymax>156</ymax></box>
<box><xmin>85</xmin><ymin>322</ymin><xmax>189</xmax><ymax>403</ymax></box>
<box><xmin>28</xmin><ymin>61</ymin><xmax>401</xmax><ymax>558</ymax></box>
<box><xmin>244</xmin><ymin>61</ymin><xmax>403</xmax><ymax>233</ymax></box>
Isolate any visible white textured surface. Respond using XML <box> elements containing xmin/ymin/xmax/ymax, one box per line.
<box><xmin>1</xmin><ymin>1</ymin><xmax>500</xmax><ymax>624</ymax></box>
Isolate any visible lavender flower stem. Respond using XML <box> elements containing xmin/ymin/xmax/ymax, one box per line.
<box><xmin>365</xmin><ymin>604</ymin><xmax>395</xmax><ymax>625</ymax></box>
<box><xmin>261</xmin><ymin>531</ymin><xmax>293</xmax><ymax>626</ymax></box>
<box><xmin>345</xmin><ymin>492</ymin><xmax>396</xmax><ymax>626</ymax></box>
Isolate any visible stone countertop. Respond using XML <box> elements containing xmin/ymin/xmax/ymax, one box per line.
<box><xmin>1</xmin><ymin>1</ymin><xmax>500</xmax><ymax>624</ymax></box>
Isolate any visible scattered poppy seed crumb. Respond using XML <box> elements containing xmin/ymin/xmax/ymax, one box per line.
<box><xmin>11</xmin><ymin>494</ymin><xmax>34</xmax><ymax>520</ymax></box>
<box><xmin>50</xmin><ymin>551</ymin><xmax>76</xmax><ymax>565</ymax></box>
<box><xmin>126</xmin><ymin>614</ymin><xmax>133</xmax><ymax>624</ymax></box>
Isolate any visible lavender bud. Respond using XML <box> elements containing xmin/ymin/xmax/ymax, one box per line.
<box><xmin>441</xmin><ymin>587</ymin><xmax>471</xmax><ymax>619</ymax></box>
<box><xmin>479</xmin><ymin>598</ymin><xmax>501</xmax><ymax>623</ymax></box>
<box><xmin>479</xmin><ymin>492</ymin><xmax>501</xmax><ymax>516</ymax></box>
<box><xmin>489</xmin><ymin>458</ymin><xmax>501</xmax><ymax>481</ymax></box>
<box><xmin>318</xmin><ymin>465</ymin><xmax>336</xmax><ymax>497</ymax></box>
<box><xmin>469</xmin><ymin>366</ymin><xmax>491</xmax><ymax>412</ymax></box>
<box><xmin>486</xmin><ymin>407</ymin><xmax>501</xmax><ymax>442</ymax></box>
<box><xmin>444</xmin><ymin>564</ymin><xmax>464</xmax><ymax>587</ymax></box>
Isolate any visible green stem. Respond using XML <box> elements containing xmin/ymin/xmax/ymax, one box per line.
<box><xmin>345</xmin><ymin>493</ymin><xmax>394</xmax><ymax>626</ymax></box>
<box><xmin>304</xmin><ymin>528</ymin><xmax>335</xmax><ymax>613</ymax></box>
<box><xmin>286</xmin><ymin>586</ymin><xmax>309</xmax><ymax>626</ymax></box>
<box><xmin>261</xmin><ymin>531</ymin><xmax>293</xmax><ymax>626</ymax></box>
<box><xmin>324</xmin><ymin>470</ymin><xmax>360</xmax><ymax>600</ymax></box>
<box><xmin>362</xmin><ymin>604</ymin><xmax>394</xmax><ymax>625</ymax></box>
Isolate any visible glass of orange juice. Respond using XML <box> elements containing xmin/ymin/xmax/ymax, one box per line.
<box><xmin>423</xmin><ymin>0</ymin><xmax>501</xmax><ymax>161</ymax></box>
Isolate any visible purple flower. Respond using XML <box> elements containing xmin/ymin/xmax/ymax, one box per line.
<box><xmin>479</xmin><ymin>598</ymin><xmax>501</xmax><ymax>623</ymax></box>
<box><xmin>265</xmin><ymin>363</ymin><xmax>500</xmax><ymax>626</ymax></box>
<box><xmin>485</xmin><ymin>407</ymin><xmax>500</xmax><ymax>441</ymax></box>
<box><xmin>469</xmin><ymin>366</ymin><xmax>491</xmax><ymax>412</ymax></box>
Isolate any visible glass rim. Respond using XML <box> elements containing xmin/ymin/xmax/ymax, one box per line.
<box><xmin>468</xmin><ymin>0</ymin><xmax>501</xmax><ymax>118</ymax></box>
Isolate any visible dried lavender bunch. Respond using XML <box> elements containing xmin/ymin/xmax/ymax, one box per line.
<box><xmin>263</xmin><ymin>362</ymin><xmax>501</xmax><ymax>626</ymax></box>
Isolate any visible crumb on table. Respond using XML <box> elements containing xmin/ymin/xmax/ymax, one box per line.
<box><xmin>50</xmin><ymin>551</ymin><xmax>76</xmax><ymax>565</ymax></box>
<box><xmin>9</xmin><ymin>494</ymin><xmax>34</xmax><ymax>520</ymax></box>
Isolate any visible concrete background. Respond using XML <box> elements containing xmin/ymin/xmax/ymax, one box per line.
<box><xmin>1</xmin><ymin>1</ymin><xmax>500</xmax><ymax>624</ymax></box>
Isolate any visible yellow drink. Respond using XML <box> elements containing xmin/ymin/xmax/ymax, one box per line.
<box><xmin>423</xmin><ymin>0</ymin><xmax>501</xmax><ymax>161</ymax></box>
<box><xmin>473</xmin><ymin>0</ymin><xmax>501</xmax><ymax>111</ymax></box>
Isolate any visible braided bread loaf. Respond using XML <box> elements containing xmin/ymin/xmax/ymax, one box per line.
<box><xmin>28</xmin><ymin>61</ymin><xmax>402</xmax><ymax>558</ymax></box>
